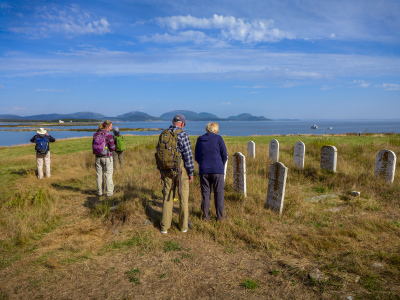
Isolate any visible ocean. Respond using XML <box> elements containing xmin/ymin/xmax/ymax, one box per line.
<box><xmin>1</xmin><ymin>119</ymin><xmax>400</xmax><ymax>147</ymax></box>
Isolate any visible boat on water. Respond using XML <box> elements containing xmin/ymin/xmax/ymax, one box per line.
<box><xmin>327</xmin><ymin>127</ymin><xmax>332</xmax><ymax>129</ymax></box>
<box><xmin>311</xmin><ymin>124</ymin><xmax>318</xmax><ymax>129</ymax></box>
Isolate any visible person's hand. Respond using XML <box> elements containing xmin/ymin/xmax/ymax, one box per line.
<box><xmin>45</xmin><ymin>133</ymin><xmax>49</xmax><ymax>136</ymax></box>
<box><xmin>189</xmin><ymin>175</ymin><xmax>193</xmax><ymax>183</ymax></box>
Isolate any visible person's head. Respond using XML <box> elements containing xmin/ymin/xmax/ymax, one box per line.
<box><xmin>98</xmin><ymin>120</ymin><xmax>112</xmax><ymax>132</ymax></box>
<box><xmin>37</xmin><ymin>128</ymin><xmax>47</xmax><ymax>135</ymax></box>
<box><xmin>172</xmin><ymin>114</ymin><xmax>186</xmax><ymax>128</ymax></box>
<box><xmin>113</xmin><ymin>127</ymin><xmax>120</xmax><ymax>135</ymax></box>
<box><xmin>206</xmin><ymin>122</ymin><xmax>219</xmax><ymax>134</ymax></box>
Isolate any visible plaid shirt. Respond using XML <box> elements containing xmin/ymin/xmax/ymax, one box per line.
<box><xmin>169</xmin><ymin>125</ymin><xmax>194</xmax><ymax>176</ymax></box>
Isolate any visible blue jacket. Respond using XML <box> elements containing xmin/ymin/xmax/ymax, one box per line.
<box><xmin>30</xmin><ymin>134</ymin><xmax>56</xmax><ymax>154</ymax></box>
<box><xmin>195</xmin><ymin>133</ymin><xmax>227</xmax><ymax>175</ymax></box>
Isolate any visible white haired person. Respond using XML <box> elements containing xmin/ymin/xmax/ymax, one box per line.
<box><xmin>30</xmin><ymin>128</ymin><xmax>56</xmax><ymax>179</ymax></box>
<box><xmin>195</xmin><ymin>122</ymin><xmax>228</xmax><ymax>221</ymax></box>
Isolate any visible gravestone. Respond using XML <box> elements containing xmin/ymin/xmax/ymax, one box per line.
<box><xmin>269</xmin><ymin>139</ymin><xmax>279</xmax><ymax>163</ymax></box>
<box><xmin>375</xmin><ymin>150</ymin><xmax>396</xmax><ymax>183</ymax></box>
<box><xmin>266</xmin><ymin>162</ymin><xmax>288</xmax><ymax>215</ymax></box>
<box><xmin>224</xmin><ymin>157</ymin><xmax>228</xmax><ymax>182</ymax></box>
<box><xmin>320</xmin><ymin>145</ymin><xmax>337</xmax><ymax>172</ymax></box>
<box><xmin>293</xmin><ymin>141</ymin><xmax>305</xmax><ymax>170</ymax></box>
<box><xmin>247</xmin><ymin>141</ymin><xmax>255</xmax><ymax>158</ymax></box>
<box><xmin>233</xmin><ymin>152</ymin><xmax>246</xmax><ymax>197</ymax></box>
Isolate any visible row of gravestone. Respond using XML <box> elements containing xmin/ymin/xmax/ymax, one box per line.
<box><xmin>247</xmin><ymin>140</ymin><xmax>397</xmax><ymax>183</ymax></box>
<box><xmin>233</xmin><ymin>140</ymin><xmax>398</xmax><ymax>215</ymax></box>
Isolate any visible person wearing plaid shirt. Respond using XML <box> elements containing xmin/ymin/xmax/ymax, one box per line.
<box><xmin>160</xmin><ymin>114</ymin><xmax>194</xmax><ymax>234</ymax></box>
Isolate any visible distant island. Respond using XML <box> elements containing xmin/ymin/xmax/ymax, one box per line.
<box><xmin>0</xmin><ymin>110</ymin><xmax>273</xmax><ymax>122</ymax></box>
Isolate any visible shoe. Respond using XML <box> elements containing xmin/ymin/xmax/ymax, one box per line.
<box><xmin>160</xmin><ymin>230</ymin><xmax>167</xmax><ymax>234</ymax></box>
<box><xmin>181</xmin><ymin>229</ymin><xmax>188</xmax><ymax>233</ymax></box>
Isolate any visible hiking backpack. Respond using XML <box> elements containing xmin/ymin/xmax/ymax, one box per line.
<box><xmin>155</xmin><ymin>129</ymin><xmax>182</xmax><ymax>172</ymax></box>
<box><xmin>92</xmin><ymin>132</ymin><xmax>108</xmax><ymax>156</ymax></box>
<box><xmin>35</xmin><ymin>137</ymin><xmax>49</xmax><ymax>154</ymax></box>
<box><xmin>114</xmin><ymin>135</ymin><xmax>126</xmax><ymax>152</ymax></box>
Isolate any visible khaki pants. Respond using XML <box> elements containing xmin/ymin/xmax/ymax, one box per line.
<box><xmin>95</xmin><ymin>156</ymin><xmax>114</xmax><ymax>197</ymax></box>
<box><xmin>161</xmin><ymin>167</ymin><xmax>190</xmax><ymax>232</ymax></box>
<box><xmin>36</xmin><ymin>151</ymin><xmax>51</xmax><ymax>179</ymax></box>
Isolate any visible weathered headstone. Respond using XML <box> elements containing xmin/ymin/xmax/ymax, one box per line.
<box><xmin>224</xmin><ymin>157</ymin><xmax>228</xmax><ymax>182</ymax></box>
<box><xmin>269</xmin><ymin>139</ymin><xmax>279</xmax><ymax>163</ymax></box>
<box><xmin>247</xmin><ymin>141</ymin><xmax>255</xmax><ymax>158</ymax></box>
<box><xmin>266</xmin><ymin>162</ymin><xmax>288</xmax><ymax>214</ymax></box>
<box><xmin>233</xmin><ymin>152</ymin><xmax>246</xmax><ymax>197</ymax></box>
<box><xmin>320</xmin><ymin>145</ymin><xmax>337</xmax><ymax>172</ymax></box>
<box><xmin>375</xmin><ymin>150</ymin><xmax>396</xmax><ymax>183</ymax></box>
<box><xmin>293</xmin><ymin>141</ymin><xmax>305</xmax><ymax>170</ymax></box>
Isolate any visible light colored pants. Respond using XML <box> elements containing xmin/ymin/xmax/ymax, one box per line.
<box><xmin>36</xmin><ymin>151</ymin><xmax>51</xmax><ymax>179</ymax></box>
<box><xmin>161</xmin><ymin>167</ymin><xmax>190</xmax><ymax>232</ymax></box>
<box><xmin>95</xmin><ymin>156</ymin><xmax>114</xmax><ymax>197</ymax></box>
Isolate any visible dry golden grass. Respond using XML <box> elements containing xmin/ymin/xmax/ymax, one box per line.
<box><xmin>0</xmin><ymin>134</ymin><xmax>400</xmax><ymax>299</ymax></box>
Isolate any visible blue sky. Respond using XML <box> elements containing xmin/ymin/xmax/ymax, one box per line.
<box><xmin>0</xmin><ymin>0</ymin><xmax>399</xmax><ymax>119</ymax></box>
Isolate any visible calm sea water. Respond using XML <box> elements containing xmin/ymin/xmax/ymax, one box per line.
<box><xmin>1</xmin><ymin>119</ymin><xmax>400</xmax><ymax>147</ymax></box>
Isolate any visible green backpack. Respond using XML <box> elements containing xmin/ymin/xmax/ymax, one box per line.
<box><xmin>155</xmin><ymin>129</ymin><xmax>182</xmax><ymax>173</ymax></box>
<box><xmin>114</xmin><ymin>135</ymin><xmax>126</xmax><ymax>152</ymax></box>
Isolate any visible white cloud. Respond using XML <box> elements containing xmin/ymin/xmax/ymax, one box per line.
<box><xmin>352</xmin><ymin>79</ymin><xmax>370</xmax><ymax>88</ymax></box>
<box><xmin>9</xmin><ymin>4</ymin><xmax>111</xmax><ymax>37</ymax></box>
<box><xmin>381</xmin><ymin>83</ymin><xmax>400</xmax><ymax>91</ymax></box>
<box><xmin>152</xmin><ymin>14</ymin><xmax>294</xmax><ymax>44</ymax></box>
<box><xmin>223</xmin><ymin>102</ymin><xmax>231</xmax><ymax>105</ymax></box>
<box><xmin>2</xmin><ymin>48</ymin><xmax>400</xmax><ymax>85</ymax></box>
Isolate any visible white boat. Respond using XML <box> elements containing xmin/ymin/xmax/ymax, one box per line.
<box><xmin>327</xmin><ymin>127</ymin><xmax>332</xmax><ymax>129</ymax></box>
<box><xmin>311</xmin><ymin>124</ymin><xmax>318</xmax><ymax>129</ymax></box>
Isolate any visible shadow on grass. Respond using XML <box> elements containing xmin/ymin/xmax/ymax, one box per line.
<box><xmin>51</xmin><ymin>182</ymin><xmax>96</xmax><ymax>195</ymax></box>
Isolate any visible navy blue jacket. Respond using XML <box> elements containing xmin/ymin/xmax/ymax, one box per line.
<box><xmin>30</xmin><ymin>134</ymin><xmax>56</xmax><ymax>153</ymax></box>
<box><xmin>195</xmin><ymin>133</ymin><xmax>227</xmax><ymax>175</ymax></box>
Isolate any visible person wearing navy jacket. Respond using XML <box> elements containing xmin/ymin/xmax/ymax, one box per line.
<box><xmin>30</xmin><ymin>128</ymin><xmax>56</xmax><ymax>179</ymax></box>
<box><xmin>195</xmin><ymin>122</ymin><xmax>228</xmax><ymax>221</ymax></box>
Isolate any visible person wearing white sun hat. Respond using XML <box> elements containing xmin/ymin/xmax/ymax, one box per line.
<box><xmin>30</xmin><ymin>128</ymin><xmax>56</xmax><ymax>179</ymax></box>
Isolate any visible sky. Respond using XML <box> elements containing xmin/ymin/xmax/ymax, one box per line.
<box><xmin>0</xmin><ymin>0</ymin><xmax>399</xmax><ymax>119</ymax></box>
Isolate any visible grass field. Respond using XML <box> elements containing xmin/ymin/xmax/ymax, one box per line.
<box><xmin>0</xmin><ymin>133</ymin><xmax>400</xmax><ymax>299</ymax></box>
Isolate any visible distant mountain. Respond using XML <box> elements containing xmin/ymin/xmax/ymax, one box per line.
<box><xmin>228</xmin><ymin>113</ymin><xmax>271</xmax><ymax>121</ymax></box>
<box><xmin>159</xmin><ymin>110</ymin><xmax>221</xmax><ymax>121</ymax></box>
<box><xmin>0</xmin><ymin>111</ymin><xmax>271</xmax><ymax>122</ymax></box>
<box><xmin>0</xmin><ymin>112</ymin><xmax>107</xmax><ymax>121</ymax></box>
<box><xmin>0</xmin><ymin>114</ymin><xmax>23</xmax><ymax>119</ymax></box>
<box><xmin>114</xmin><ymin>111</ymin><xmax>159</xmax><ymax>121</ymax></box>
<box><xmin>159</xmin><ymin>110</ymin><xmax>200</xmax><ymax>121</ymax></box>
<box><xmin>198</xmin><ymin>112</ymin><xmax>220</xmax><ymax>120</ymax></box>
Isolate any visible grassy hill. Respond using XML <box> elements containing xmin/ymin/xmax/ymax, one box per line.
<box><xmin>0</xmin><ymin>134</ymin><xmax>400</xmax><ymax>299</ymax></box>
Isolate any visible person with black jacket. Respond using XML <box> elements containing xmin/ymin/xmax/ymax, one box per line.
<box><xmin>30</xmin><ymin>128</ymin><xmax>56</xmax><ymax>179</ymax></box>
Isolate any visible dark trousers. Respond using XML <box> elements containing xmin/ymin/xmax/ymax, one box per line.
<box><xmin>200</xmin><ymin>174</ymin><xmax>225</xmax><ymax>221</ymax></box>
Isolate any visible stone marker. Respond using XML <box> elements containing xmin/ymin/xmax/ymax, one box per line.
<box><xmin>269</xmin><ymin>139</ymin><xmax>279</xmax><ymax>163</ymax></box>
<box><xmin>293</xmin><ymin>141</ymin><xmax>305</xmax><ymax>170</ymax></box>
<box><xmin>247</xmin><ymin>141</ymin><xmax>255</xmax><ymax>158</ymax></box>
<box><xmin>233</xmin><ymin>152</ymin><xmax>246</xmax><ymax>197</ymax></box>
<box><xmin>266</xmin><ymin>162</ymin><xmax>288</xmax><ymax>214</ymax></box>
<box><xmin>374</xmin><ymin>150</ymin><xmax>396</xmax><ymax>183</ymax></box>
<box><xmin>224</xmin><ymin>157</ymin><xmax>228</xmax><ymax>182</ymax></box>
<box><xmin>320</xmin><ymin>145</ymin><xmax>337</xmax><ymax>172</ymax></box>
